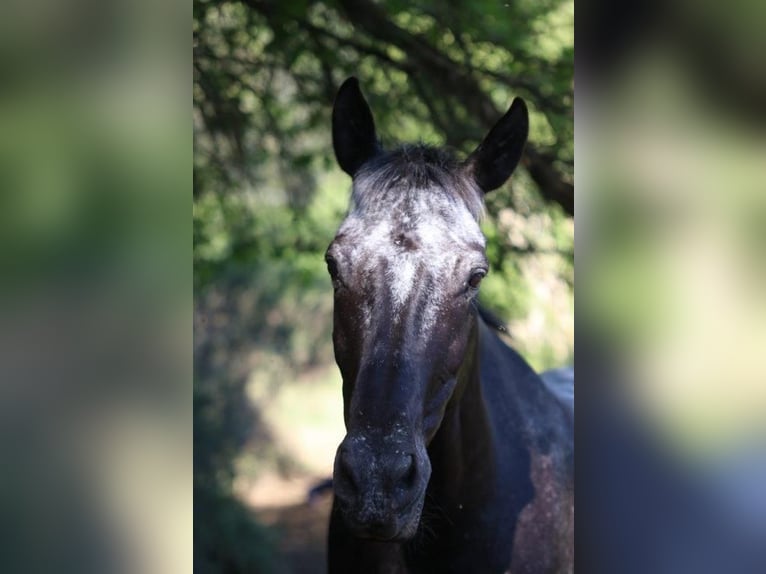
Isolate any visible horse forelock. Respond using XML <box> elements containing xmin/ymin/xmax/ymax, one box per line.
<box><xmin>339</xmin><ymin>145</ymin><xmax>486</xmax><ymax>260</ymax></box>
<box><xmin>350</xmin><ymin>144</ymin><xmax>485</xmax><ymax>221</ymax></box>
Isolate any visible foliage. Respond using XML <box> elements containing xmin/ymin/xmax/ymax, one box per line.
<box><xmin>193</xmin><ymin>0</ymin><xmax>573</xmax><ymax>213</ymax></box>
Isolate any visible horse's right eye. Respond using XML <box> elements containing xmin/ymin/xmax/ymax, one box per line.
<box><xmin>325</xmin><ymin>255</ymin><xmax>343</xmax><ymax>287</ymax></box>
<box><xmin>326</xmin><ymin>256</ymin><xmax>338</xmax><ymax>277</ymax></box>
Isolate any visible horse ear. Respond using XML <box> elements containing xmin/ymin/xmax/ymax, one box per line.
<box><xmin>465</xmin><ymin>98</ymin><xmax>529</xmax><ymax>193</ymax></box>
<box><xmin>332</xmin><ymin>77</ymin><xmax>380</xmax><ymax>177</ymax></box>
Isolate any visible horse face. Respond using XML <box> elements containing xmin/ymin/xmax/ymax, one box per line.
<box><xmin>328</xmin><ymin>77</ymin><xmax>528</xmax><ymax>541</ymax></box>
<box><xmin>326</xmin><ymin>173</ymin><xmax>488</xmax><ymax>540</ymax></box>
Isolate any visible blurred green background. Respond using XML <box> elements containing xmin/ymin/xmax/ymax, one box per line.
<box><xmin>193</xmin><ymin>0</ymin><xmax>573</xmax><ymax>571</ymax></box>
<box><xmin>3</xmin><ymin>0</ymin><xmax>765</xmax><ymax>571</ymax></box>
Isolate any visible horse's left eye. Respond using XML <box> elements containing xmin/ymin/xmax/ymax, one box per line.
<box><xmin>468</xmin><ymin>270</ymin><xmax>486</xmax><ymax>289</ymax></box>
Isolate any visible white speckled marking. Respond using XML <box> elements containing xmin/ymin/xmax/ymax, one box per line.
<box><xmin>334</xmin><ymin>175</ymin><xmax>486</xmax><ymax>344</ymax></box>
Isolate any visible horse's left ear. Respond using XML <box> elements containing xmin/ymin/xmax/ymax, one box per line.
<box><xmin>332</xmin><ymin>77</ymin><xmax>380</xmax><ymax>177</ymax></box>
<box><xmin>465</xmin><ymin>98</ymin><xmax>529</xmax><ymax>193</ymax></box>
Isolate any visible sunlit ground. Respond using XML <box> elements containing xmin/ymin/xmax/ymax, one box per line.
<box><xmin>237</xmin><ymin>364</ymin><xmax>344</xmax><ymax>508</ymax></box>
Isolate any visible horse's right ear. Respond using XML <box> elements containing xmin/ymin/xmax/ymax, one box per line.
<box><xmin>332</xmin><ymin>77</ymin><xmax>380</xmax><ymax>177</ymax></box>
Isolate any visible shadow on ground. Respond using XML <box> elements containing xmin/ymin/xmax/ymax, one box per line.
<box><xmin>252</xmin><ymin>493</ymin><xmax>333</xmax><ymax>574</ymax></box>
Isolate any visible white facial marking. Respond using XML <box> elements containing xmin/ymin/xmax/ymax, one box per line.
<box><xmin>336</xmin><ymin>171</ymin><xmax>486</xmax><ymax>345</ymax></box>
<box><xmin>390</xmin><ymin>254</ymin><xmax>417</xmax><ymax>307</ymax></box>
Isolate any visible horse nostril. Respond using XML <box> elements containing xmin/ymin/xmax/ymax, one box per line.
<box><xmin>393</xmin><ymin>454</ymin><xmax>418</xmax><ymax>488</ymax></box>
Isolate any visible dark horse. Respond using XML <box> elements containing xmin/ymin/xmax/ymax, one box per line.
<box><xmin>326</xmin><ymin>78</ymin><xmax>573</xmax><ymax>573</ymax></box>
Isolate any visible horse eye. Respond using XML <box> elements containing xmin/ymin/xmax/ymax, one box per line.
<box><xmin>325</xmin><ymin>255</ymin><xmax>343</xmax><ymax>287</ymax></box>
<box><xmin>325</xmin><ymin>255</ymin><xmax>338</xmax><ymax>277</ymax></box>
<box><xmin>468</xmin><ymin>270</ymin><xmax>486</xmax><ymax>289</ymax></box>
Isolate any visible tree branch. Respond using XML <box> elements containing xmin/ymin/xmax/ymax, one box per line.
<box><xmin>237</xmin><ymin>0</ymin><xmax>574</xmax><ymax>215</ymax></box>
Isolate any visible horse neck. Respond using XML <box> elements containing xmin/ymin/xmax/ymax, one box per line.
<box><xmin>426</xmin><ymin>316</ymin><xmax>497</xmax><ymax>502</ymax></box>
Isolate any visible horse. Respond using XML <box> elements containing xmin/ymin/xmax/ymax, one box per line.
<box><xmin>325</xmin><ymin>77</ymin><xmax>573</xmax><ymax>574</ymax></box>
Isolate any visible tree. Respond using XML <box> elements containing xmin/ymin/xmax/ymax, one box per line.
<box><xmin>193</xmin><ymin>0</ymin><xmax>573</xmax><ymax>214</ymax></box>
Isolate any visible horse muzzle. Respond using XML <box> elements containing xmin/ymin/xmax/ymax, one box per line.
<box><xmin>332</xmin><ymin>433</ymin><xmax>431</xmax><ymax>540</ymax></box>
